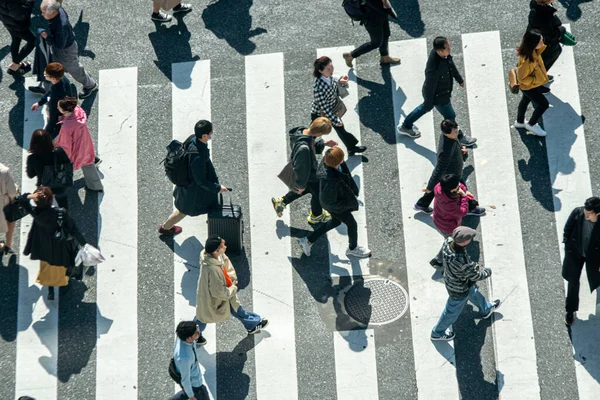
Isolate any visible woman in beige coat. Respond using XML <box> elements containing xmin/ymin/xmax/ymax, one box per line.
<box><xmin>194</xmin><ymin>234</ymin><xmax>268</xmax><ymax>345</ymax></box>
<box><xmin>0</xmin><ymin>163</ymin><xmax>18</xmax><ymax>254</ymax></box>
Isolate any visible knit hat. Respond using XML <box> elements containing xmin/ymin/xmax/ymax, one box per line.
<box><xmin>204</xmin><ymin>234</ymin><xmax>223</xmax><ymax>254</ymax></box>
<box><xmin>452</xmin><ymin>226</ymin><xmax>477</xmax><ymax>243</ymax></box>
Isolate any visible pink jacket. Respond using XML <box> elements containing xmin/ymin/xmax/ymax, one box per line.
<box><xmin>432</xmin><ymin>182</ymin><xmax>469</xmax><ymax>235</ymax></box>
<box><xmin>55</xmin><ymin>106</ymin><xmax>96</xmax><ymax>171</ymax></box>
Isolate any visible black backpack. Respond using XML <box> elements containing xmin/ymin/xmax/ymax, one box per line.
<box><xmin>342</xmin><ymin>0</ymin><xmax>366</xmax><ymax>22</ymax></box>
<box><xmin>161</xmin><ymin>135</ymin><xmax>197</xmax><ymax>187</ymax></box>
<box><xmin>168</xmin><ymin>358</ymin><xmax>182</xmax><ymax>385</ymax></box>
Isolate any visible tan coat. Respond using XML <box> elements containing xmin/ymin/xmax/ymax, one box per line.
<box><xmin>517</xmin><ymin>44</ymin><xmax>548</xmax><ymax>91</ymax></box>
<box><xmin>0</xmin><ymin>163</ymin><xmax>18</xmax><ymax>234</ymax></box>
<box><xmin>195</xmin><ymin>251</ymin><xmax>241</xmax><ymax>324</ymax></box>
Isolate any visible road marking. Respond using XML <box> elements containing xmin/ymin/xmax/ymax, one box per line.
<box><xmin>389</xmin><ymin>38</ymin><xmax>460</xmax><ymax>399</ymax></box>
<box><xmin>245</xmin><ymin>52</ymin><xmax>298</xmax><ymax>400</ymax></box>
<box><xmin>95</xmin><ymin>67</ymin><xmax>138</xmax><ymax>400</ymax></box>
<box><xmin>462</xmin><ymin>30</ymin><xmax>540</xmax><ymax>399</ymax></box>
<box><xmin>333</xmin><ymin>330</ymin><xmax>378</xmax><ymax>400</ymax></box>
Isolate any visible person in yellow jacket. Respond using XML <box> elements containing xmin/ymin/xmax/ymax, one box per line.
<box><xmin>193</xmin><ymin>235</ymin><xmax>268</xmax><ymax>345</ymax></box>
<box><xmin>514</xmin><ymin>29</ymin><xmax>550</xmax><ymax>137</ymax></box>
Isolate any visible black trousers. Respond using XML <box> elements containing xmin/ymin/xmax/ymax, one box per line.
<box><xmin>351</xmin><ymin>19</ymin><xmax>390</xmax><ymax>58</ymax></box>
<box><xmin>45</xmin><ymin>108</ymin><xmax>61</xmax><ymax>139</ymax></box>
<box><xmin>282</xmin><ymin>180</ymin><xmax>323</xmax><ymax>216</ymax></box>
<box><xmin>308</xmin><ymin>210</ymin><xmax>358</xmax><ymax>250</ymax></box>
<box><xmin>169</xmin><ymin>385</ymin><xmax>210</xmax><ymax>400</ymax></box>
<box><xmin>565</xmin><ymin>255</ymin><xmax>586</xmax><ymax>313</ymax></box>
<box><xmin>8</xmin><ymin>29</ymin><xmax>35</xmax><ymax>64</ymax></box>
<box><xmin>517</xmin><ymin>86</ymin><xmax>550</xmax><ymax>126</ymax></box>
<box><xmin>542</xmin><ymin>41</ymin><xmax>562</xmax><ymax>72</ymax></box>
<box><xmin>311</xmin><ymin>112</ymin><xmax>358</xmax><ymax>150</ymax></box>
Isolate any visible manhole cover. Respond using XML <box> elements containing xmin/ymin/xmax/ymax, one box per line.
<box><xmin>343</xmin><ymin>278</ymin><xmax>408</xmax><ymax>326</ymax></box>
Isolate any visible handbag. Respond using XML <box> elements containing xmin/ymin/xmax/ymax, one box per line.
<box><xmin>41</xmin><ymin>149</ymin><xmax>73</xmax><ymax>190</ymax></box>
<box><xmin>331</xmin><ymin>99</ymin><xmax>347</xmax><ymax>118</ymax></box>
<box><xmin>53</xmin><ymin>208</ymin><xmax>73</xmax><ymax>242</ymax></box>
<box><xmin>337</xmin><ymin>81</ymin><xmax>350</xmax><ymax>99</ymax></box>
<box><xmin>277</xmin><ymin>161</ymin><xmax>296</xmax><ymax>190</ymax></box>
<box><xmin>560</xmin><ymin>31</ymin><xmax>577</xmax><ymax>46</ymax></box>
<box><xmin>3</xmin><ymin>197</ymin><xmax>28</xmax><ymax>223</ymax></box>
<box><xmin>75</xmin><ymin>244</ymin><xmax>105</xmax><ymax>267</ymax></box>
<box><xmin>508</xmin><ymin>68</ymin><xmax>519</xmax><ymax>94</ymax></box>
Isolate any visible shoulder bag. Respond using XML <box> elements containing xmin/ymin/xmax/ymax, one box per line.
<box><xmin>3</xmin><ymin>196</ymin><xmax>28</xmax><ymax>222</ymax></box>
<box><xmin>41</xmin><ymin>149</ymin><xmax>73</xmax><ymax>190</ymax></box>
<box><xmin>508</xmin><ymin>68</ymin><xmax>519</xmax><ymax>94</ymax></box>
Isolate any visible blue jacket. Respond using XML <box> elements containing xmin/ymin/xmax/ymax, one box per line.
<box><xmin>173</xmin><ymin>338</ymin><xmax>203</xmax><ymax>398</ymax></box>
<box><xmin>46</xmin><ymin>8</ymin><xmax>74</xmax><ymax>49</ymax></box>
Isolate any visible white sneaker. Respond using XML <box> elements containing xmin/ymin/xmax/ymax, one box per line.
<box><xmin>525</xmin><ymin>123</ymin><xmax>547</xmax><ymax>137</ymax></box>
<box><xmin>298</xmin><ymin>237</ymin><xmax>312</xmax><ymax>257</ymax></box>
<box><xmin>346</xmin><ymin>245</ymin><xmax>371</xmax><ymax>258</ymax></box>
<box><xmin>514</xmin><ymin>120</ymin><xmax>527</xmax><ymax>129</ymax></box>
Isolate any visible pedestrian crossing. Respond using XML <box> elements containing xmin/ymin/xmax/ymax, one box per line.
<box><xmin>4</xmin><ymin>29</ymin><xmax>599</xmax><ymax>400</ymax></box>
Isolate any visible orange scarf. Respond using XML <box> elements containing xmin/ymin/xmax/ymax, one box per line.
<box><xmin>220</xmin><ymin>266</ymin><xmax>233</xmax><ymax>287</ymax></box>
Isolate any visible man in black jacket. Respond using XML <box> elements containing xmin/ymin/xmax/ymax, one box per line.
<box><xmin>342</xmin><ymin>0</ymin><xmax>400</xmax><ymax>67</ymax></box>
<box><xmin>527</xmin><ymin>0</ymin><xmax>565</xmax><ymax>76</ymax></box>
<box><xmin>562</xmin><ymin>196</ymin><xmax>600</xmax><ymax>326</ymax></box>
<box><xmin>30</xmin><ymin>62</ymin><xmax>71</xmax><ymax>139</ymax></box>
<box><xmin>397</xmin><ymin>37</ymin><xmax>476</xmax><ymax>147</ymax></box>
<box><xmin>272</xmin><ymin>117</ymin><xmax>337</xmax><ymax>224</ymax></box>
<box><xmin>414</xmin><ymin>119</ymin><xmax>485</xmax><ymax>216</ymax></box>
<box><xmin>0</xmin><ymin>0</ymin><xmax>35</xmax><ymax>76</ymax></box>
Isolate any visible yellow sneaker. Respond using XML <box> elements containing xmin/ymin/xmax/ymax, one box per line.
<box><xmin>307</xmin><ymin>210</ymin><xmax>331</xmax><ymax>224</ymax></box>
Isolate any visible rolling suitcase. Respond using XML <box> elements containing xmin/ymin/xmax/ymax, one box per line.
<box><xmin>207</xmin><ymin>192</ymin><xmax>244</xmax><ymax>254</ymax></box>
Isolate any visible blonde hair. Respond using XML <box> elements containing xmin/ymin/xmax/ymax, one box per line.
<box><xmin>308</xmin><ymin>117</ymin><xmax>332</xmax><ymax>136</ymax></box>
<box><xmin>324</xmin><ymin>146</ymin><xmax>345</xmax><ymax>167</ymax></box>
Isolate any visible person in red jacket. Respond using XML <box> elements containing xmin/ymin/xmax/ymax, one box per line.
<box><xmin>430</xmin><ymin>174</ymin><xmax>484</xmax><ymax>267</ymax></box>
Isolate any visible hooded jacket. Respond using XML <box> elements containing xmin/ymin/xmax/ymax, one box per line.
<box><xmin>527</xmin><ymin>0</ymin><xmax>563</xmax><ymax>46</ymax></box>
<box><xmin>289</xmin><ymin>126</ymin><xmax>325</xmax><ymax>190</ymax></box>
<box><xmin>422</xmin><ymin>49</ymin><xmax>464</xmax><ymax>110</ymax></box>
<box><xmin>55</xmin><ymin>105</ymin><xmax>96</xmax><ymax>171</ymax></box>
<box><xmin>317</xmin><ymin>159</ymin><xmax>359</xmax><ymax>215</ymax></box>
<box><xmin>441</xmin><ymin>237</ymin><xmax>492</xmax><ymax>298</ymax></box>
<box><xmin>432</xmin><ymin>182</ymin><xmax>469</xmax><ymax>235</ymax></box>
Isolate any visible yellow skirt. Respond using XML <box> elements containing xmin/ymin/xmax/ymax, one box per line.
<box><xmin>37</xmin><ymin>261</ymin><xmax>69</xmax><ymax>287</ymax></box>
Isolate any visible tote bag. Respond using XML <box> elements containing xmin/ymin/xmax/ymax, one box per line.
<box><xmin>41</xmin><ymin>151</ymin><xmax>73</xmax><ymax>190</ymax></box>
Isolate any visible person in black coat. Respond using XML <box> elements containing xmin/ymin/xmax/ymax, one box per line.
<box><xmin>562</xmin><ymin>196</ymin><xmax>600</xmax><ymax>326</ymax></box>
<box><xmin>159</xmin><ymin>120</ymin><xmax>228</xmax><ymax>236</ymax></box>
<box><xmin>527</xmin><ymin>0</ymin><xmax>565</xmax><ymax>74</ymax></box>
<box><xmin>396</xmin><ymin>36</ymin><xmax>476</xmax><ymax>147</ymax></box>
<box><xmin>26</xmin><ymin>128</ymin><xmax>71</xmax><ymax>209</ymax></box>
<box><xmin>297</xmin><ymin>146</ymin><xmax>371</xmax><ymax>259</ymax></box>
<box><xmin>342</xmin><ymin>0</ymin><xmax>400</xmax><ymax>67</ymax></box>
<box><xmin>18</xmin><ymin>186</ymin><xmax>86</xmax><ymax>300</ymax></box>
<box><xmin>0</xmin><ymin>0</ymin><xmax>35</xmax><ymax>76</ymax></box>
<box><xmin>30</xmin><ymin>62</ymin><xmax>72</xmax><ymax>139</ymax></box>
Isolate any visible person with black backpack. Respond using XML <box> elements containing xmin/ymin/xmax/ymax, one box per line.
<box><xmin>159</xmin><ymin>120</ymin><xmax>228</xmax><ymax>236</ymax></box>
<box><xmin>168</xmin><ymin>321</ymin><xmax>210</xmax><ymax>400</ymax></box>
<box><xmin>342</xmin><ymin>0</ymin><xmax>401</xmax><ymax>67</ymax></box>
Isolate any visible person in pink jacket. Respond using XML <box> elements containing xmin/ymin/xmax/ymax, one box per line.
<box><xmin>55</xmin><ymin>97</ymin><xmax>103</xmax><ymax>192</ymax></box>
<box><xmin>430</xmin><ymin>174</ymin><xmax>485</xmax><ymax>266</ymax></box>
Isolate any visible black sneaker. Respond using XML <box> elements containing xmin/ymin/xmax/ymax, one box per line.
<box><xmin>172</xmin><ymin>3</ymin><xmax>192</xmax><ymax>14</ymax></box>
<box><xmin>460</xmin><ymin>136</ymin><xmax>477</xmax><ymax>148</ymax></box>
<box><xmin>79</xmin><ymin>83</ymin><xmax>98</xmax><ymax>99</ymax></box>
<box><xmin>413</xmin><ymin>203</ymin><xmax>433</xmax><ymax>214</ymax></box>
<box><xmin>348</xmin><ymin>145</ymin><xmax>366</xmax><ymax>156</ymax></box>
<box><xmin>467</xmin><ymin>207</ymin><xmax>486</xmax><ymax>216</ymax></box>
<box><xmin>196</xmin><ymin>335</ymin><xmax>207</xmax><ymax>346</ymax></box>
<box><xmin>28</xmin><ymin>85</ymin><xmax>46</xmax><ymax>95</ymax></box>
<box><xmin>429</xmin><ymin>258</ymin><xmax>443</xmax><ymax>268</ymax></box>
<box><xmin>95</xmin><ymin>156</ymin><xmax>102</xmax><ymax>166</ymax></box>
<box><xmin>483</xmin><ymin>299</ymin><xmax>502</xmax><ymax>319</ymax></box>
<box><xmin>431</xmin><ymin>331</ymin><xmax>455</xmax><ymax>341</ymax></box>
<box><xmin>565</xmin><ymin>312</ymin><xmax>575</xmax><ymax>326</ymax></box>
<box><xmin>247</xmin><ymin>319</ymin><xmax>269</xmax><ymax>335</ymax></box>
<box><xmin>547</xmin><ymin>75</ymin><xmax>554</xmax><ymax>84</ymax></box>
<box><xmin>151</xmin><ymin>11</ymin><xmax>172</xmax><ymax>22</ymax></box>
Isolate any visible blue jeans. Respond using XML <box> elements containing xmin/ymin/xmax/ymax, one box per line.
<box><xmin>194</xmin><ymin>305</ymin><xmax>261</xmax><ymax>331</ymax></box>
<box><xmin>431</xmin><ymin>285</ymin><xmax>492</xmax><ymax>337</ymax></box>
<box><xmin>402</xmin><ymin>102</ymin><xmax>464</xmax><ymax>139</ymax></box>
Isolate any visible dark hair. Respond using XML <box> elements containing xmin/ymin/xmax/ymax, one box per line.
<box><xmin>45</xmin><ymin>62</ymin><xmax>65</xmax><ymax>79</ymax></box>
<box><xmin>440</xmin><ymin>119</ymin><xmax>458</xmax><ymax>134</ymax></box>
<box><xmin>58</xmin><ymin>97</ymin><xmax>78</xmax><ymax>113</ymax></box>
<box><xmin>584</xmin><ymin>197</ymin><xmax>600</xmax><ymax>213</ymax></box>
<box><xmin>517</xmin><ymin>29</ymin><xmax>543</xmax><ymax>62</ymax></box>
<box><xmin>313</xmin><ymin>56</ymin><xmax>332</xmax><ymax>78</ymax></box>
<box><xmin>18</xmin><ymin>397</ymin><xmax>36</xmax><ymax>400</ymax></box>
<box><xmin>440</xmin><ymin>174</ymin><xmax>461</xmax><ymax>196</ymax></box>
<box><xmin>176</xmin><ymin>321</ymin><xmax>198</xmax><ymax>341</ymax></box>
<box><xmin>29</xmin><ymin>129</ymin><xmax>54</xmax><ymax>155</ymax></box>
<box><xmin>34</xmin><ymin>186</ymin><xmax>54</xmax><ymax>209</ymax></box>
<box><xmin>433</xmin><ymin>36</ymin><xmax>448</xmax><ymax>51</ymax></box>
<box><xmin>194</xmin><ymin>120</ymin><xmax>213</xmax><ymax>139</ymax></box>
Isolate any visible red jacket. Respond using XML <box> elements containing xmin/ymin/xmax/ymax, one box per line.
<box><xmin>55</xmin><ymin>106</ymin><xmax>96</xmax><ymax>171</ymax></box>
<box><xmin>432</xmin><ymin>182</ymin><xmax>469</xmax><ymax>235</ymax></box>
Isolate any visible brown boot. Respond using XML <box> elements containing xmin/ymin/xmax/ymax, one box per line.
<box><xmin>380</xmin><ymin>55</ymin><xmax>401</xmax><ymax>65</ymax></box>
<box><xmin>343</xmin><ymin>52</ymin><xmax>354</xmax><ymax>68</ymax></box>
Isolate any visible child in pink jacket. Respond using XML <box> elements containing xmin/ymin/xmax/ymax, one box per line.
<box><xmin>55</xmin><ymin>97</ymin><xmax>103</xmax><ymax>192</ymax></box>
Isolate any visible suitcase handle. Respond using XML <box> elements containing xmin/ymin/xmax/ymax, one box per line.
<box><xmin>218</xmin><ymin>191</ymin><xmax>234</xmax><ymax>209</ymax></box>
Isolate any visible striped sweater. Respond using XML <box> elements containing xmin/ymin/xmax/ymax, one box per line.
<box><xmin>441</xmin><ymin>237</ymin><xmax>492</xmax><ymax>298</ymax></box>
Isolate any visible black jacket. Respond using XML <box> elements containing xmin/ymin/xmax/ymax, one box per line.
<box><xmin>527</xmin><ymin>0</ymin><xmax>562</xmax><ymax>46</ymax></box>
<box><xmin>317</xmin><ymin>159</ymin><xmax>359</xmax><ymax>215</ymax></box>
<box><xmin>426</xmin><ymin>133</ymin><xmax>465</xmax><ymax>191</ymax></box>
<box><xmin>289</xmin><ymin>127</ymin><xmax>325</xmax><ymax>189</ymax></box>
<box><xmin>0</xmin><ymin>0</ymin><xmax>33</xmax><ymax>33</ymax></box>
<box><xmin>422</xmin><ymin>49</ymin><xmax>464</xmax><ymax>110</ymax></box>
<box><xmin>46</xmin><ymin>7</ymin><xmax>74</xmax><ymax>49</ymax></box>
<box><xmin>562</xmin><ymin>207</ymin><xmax>600</xmax><ymax>292</ymax></box>
<box><xmin>173</xmin><ymin>139</ymin><xmax>220</xmax><ymax>216</ymax></box>
<box><xmin>19</xmin><ymin>194</ymin><xmax>85</xmax><ymax>267</ymax></box>
<box><xmin>26</xmin><ymin>147</ymin><xmax>71</xmax><ymax>197</ymax></box>
<box><xmin>363</xmin><ymin>0</ymin><xmax>393</xmax><ymax>24</ymax></box>
<box><xmin>37</xmin><ymin>75</ymin><xmax>72</xmax><ymax>107</ymax></box>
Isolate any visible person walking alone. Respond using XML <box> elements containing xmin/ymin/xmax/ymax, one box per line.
<box><xmin>430</xmin><ymin>227</ymin><xmax>501</xmax><ymax>341</ymax></box>
<box><xmin>0</xmin><ymin>0</ymin><xmax>35</xmax><ymax>76</ymax></box>
<box><xmin>311</xmin><ymin>56</ymin><xmax>366</xmax><ymax>156</ymax></box>
<box><xmin>271</xmin><ymin>117</ymin><xmax>336</xmax><ymax>224</ymax></box>
<box><xmin>342</xmin><ymin>0</ymin><xmax>400</xmax><ymax>67</ymax></box>
<box><xmin>169</xmin><ymin>321</ymin><xmax>210</xmax><ymax>400</ymax></box>
<box><xmin>396</xmin><ymin>36</ymin><xmax>476</xmax><ymax>147</ymax></box>
<box><xmin>151</xmin><ymin>0</ymin><xmax>192</xmax><ymax>23</ymax></box>
<box><xmin>0</xmin><ymin>163</ymin><xmax>18</xmax><ymax>254</ymax></box>
<box><xmin>514</xmin><ymin>29</ymin><xmax>550</xmax><ymax>137</ymax></box>
<box><xmin>159</xmin><ymin>120</ymin><xmax>228</xmax><ymax>236</ymax></box>
<box><xmin>562</xmin><ymin>197</ymin><xmax>600</xmax><ymax>326</ymax></box>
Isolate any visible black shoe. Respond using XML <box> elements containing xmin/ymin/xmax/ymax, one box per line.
<box><xmin>28</xmin><ymin>85</ymin><xmax>46</xmax><ymax>95</ymax></box>
<box><xmin>460</xmin><ymin>136</ymin><xmax>477</xmax><ymax>148</ymax></box>
<box><xmin>348</xmin><ymin>145</ymin><xmax>367</xmax><ymax>156</ymax></box>
<box><xmin>483</xmin><ymin>299</ymin><xmax>502</xmax><ymax>319</ymax></box>
<box><xmin>565</xmin><ymin>312</ymin><xmax>575</xmax><ymax>326</ymax></box>
<box><xmin>429</xmin><ymin>258</ymin><xmax>443</xmax><ymax>268</ymax></box>
<box><xmin>85</xmin><ymin>186</ymin><xmax>104</xmax><ymax>193</ymax></box>
<box><xmin>151</xmin><ymin>11</ymin><xmax>172</xmax><ymax>22</ymax></box>
<box><xmin>547</xmin><ymin>75</ymin><xmax>554</xmax><ymax>84</ymax></box>
<box><xmin>47</xmin><ymin>287</ymin><xmax>55</xmax><ymax>301</ymax></box>
<box><xmin>247</xmin><ymin>319</ymin><xmax>269</xmax><ymax>335</ymax></box>
<box><xmin>196</xmin><ymin>335</ymin><xmax>207</xmax><ymax>346</ymax></box>
<box><xmin>79</xmin><ymin>83</ymin><xmax>98</xmax><ymax>99</ymax></box>
<box><xmin>95</xmin><ymin>156</ymin><xmax>102</xmax><ymax>166</ymax></box>
<box><xmin>172</xmin><ymin>3</ymin><xmax>192</xmax><ymax>14</ymax></box>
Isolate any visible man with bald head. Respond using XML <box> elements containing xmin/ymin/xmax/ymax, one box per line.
<box><xmin>39</xmin><ymin>0</ymin><xmax>97</xmax><ymax>99</ymax></box>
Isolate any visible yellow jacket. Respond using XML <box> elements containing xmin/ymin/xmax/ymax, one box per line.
<box><xmin>517</xmin><ymin>44</ymin><xmax>548</xmax><ymax>91</ymax></box>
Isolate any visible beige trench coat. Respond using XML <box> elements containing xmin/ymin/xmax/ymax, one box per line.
<box><xmin>0</xmin><ymin>163</ymin><xmax>18</xmax><ymax>234</ymax></box>
<box><xmin>195</xmin><ymin>251</ymin><xmax>242</xmax><ymax>324</ymax></box>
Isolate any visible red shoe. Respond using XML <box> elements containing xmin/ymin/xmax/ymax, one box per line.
<box><xmin>158</xmin><ymin>225</ymin><xmax>182</xmax><ymax>235</ymax></box>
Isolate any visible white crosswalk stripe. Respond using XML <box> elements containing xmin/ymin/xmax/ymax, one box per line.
<box><xmin>6</xmin><ymin>30</ymin><xmax>599</xmax><ymax>400</ymax></box>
